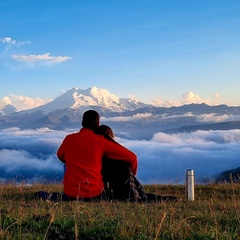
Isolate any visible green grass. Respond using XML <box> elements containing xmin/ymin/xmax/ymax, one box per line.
<box><xmin>0</xmin><ymin>184</ymin><xmax>240</xmax><ymax>239</ymax></box>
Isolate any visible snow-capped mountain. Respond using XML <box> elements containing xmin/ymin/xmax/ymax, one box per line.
<box><xmin>23</xmin><ymin>86</ymin><xmax>149</xmax><ymax>115</ymax></box>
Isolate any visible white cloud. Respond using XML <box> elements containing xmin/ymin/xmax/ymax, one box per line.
<box><xmin>0</xmin><ymin>37</ymin><xmax>17</xmax><ymax>45</ymax></box>
<box><xmin>182</xmin><ymin>91</ymin><xmax>210</xmax><ymax>104</ymax></box>
<box><xmin>151</xmin><ymin>91</ymin><xmax>224</xmax><ymax>107</ymax></box>
<box><xmin>12</xmin><ymin>53</ymin><xmax>72</xmax><ymax>63</ymax></box>
<box><xmin>151</xmin><ymin>132</ymin><xmax>182</xmax><ymax>144</ymax></box>
<box><xmin>126</xmin><ymin>129</ymin><xmax>240</xmax><ymax>183</ymax></box>
<box><xmin>196</xmin><ymin>113</ymin><xmax>240</xmax><ymax>123</ymax></box>
<box><xmin>1</xmin><ymin>37</ymin><xmax>70</xmax><ymax>67</ymax></box>
<box><xmin>161</xmin><ymin>112</ymin><xmax>194</xmax><ymax>120</ymax></box>
<box><xmin>101</xmin><ymin>113</ymin><xmax>152</xmax><ymax>122</ymax></box>
<box><xmin>0</xmin><ymin>94</ymin><xmax>52</xmax><ymax>111</ymax></box>
<box><xmin>151</xmin><ymin>97</ymin><xmax>181</xmax><ymax>108</ymax></box>
<box><xmin>0</xmin><ymin>37</ymin><xmax>30</xmax><ymax>53</ymax></box>
<box><xmin>0</xmin><ymin>96</ymin><xmax>11</xmax><ymax>108</ymax></box>
<box><xmin>213</xmin><ymin>93</ymin><xmax>221</xmax><ymax>99</ymax></box>
<box><xmin>0</xmin><ymin>36</ymin><xmax>30</xmax><ymax>46</ymax></box>
<box><xmin>1</xmin><ymin>128</ymin><xmax>239</xmax><ymax>184</ymax></box>
<box><xmin>0</xmin><ymin>149</ymin><xmax>60</xmax><ymax>172</ymax></box>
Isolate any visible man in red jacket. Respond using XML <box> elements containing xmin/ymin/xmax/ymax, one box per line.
<box><xmin>57</xmin><ymin>110</ymin><xmax>137</xmax><ymax>200</ymax></box>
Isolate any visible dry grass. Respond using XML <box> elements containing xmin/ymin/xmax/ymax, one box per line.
<box><xmin>0</xmin><ymin>183</ymin><xmax>240</xmax><ymax>239</ymax></box>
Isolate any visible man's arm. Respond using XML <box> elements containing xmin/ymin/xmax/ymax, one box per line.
<box><xmin>57</xmin><ymin>138</ymin><xmax>67</xmax><ymax>163</ymax></box>
<box><xmin>103</xmin><ymin>139</ymin><xmax>138</xmax><ymax>175</ymax></box>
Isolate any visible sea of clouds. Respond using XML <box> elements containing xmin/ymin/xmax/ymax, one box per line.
<box><xmin>0</xmin><ymin>127</ymin><xmax>240</xmax><ymax>185</ymax></box>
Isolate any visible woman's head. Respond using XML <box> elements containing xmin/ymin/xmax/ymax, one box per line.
<box><xmin>98</xmin><ymin>125</ymin><xmax>114</xmax><ymax>138</ymax></box>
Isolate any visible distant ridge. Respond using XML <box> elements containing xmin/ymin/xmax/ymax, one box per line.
<box><xmin>1</xmin><ymin>87</ymin><xmax>240</xmax><ymax>139</ymax></box>
<box><xmin>164</xmin><ymin>121</ymin><xmax>240</xmax><ymax>134</ymax></box>
<box><xmin>215</xmin><ymin>167</ymin><xmax>240</xmax><ymax>183</ymax></box>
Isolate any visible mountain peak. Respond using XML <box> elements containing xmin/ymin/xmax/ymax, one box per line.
<box><xmin>20</xmin><ymin>86</ymin><xmax>148</xmax><ymax>114</ymax></box>
<box><xmin>0</xmin><ymin>104</ymin><xmax>16</xmax><ymax>115</ymax></box>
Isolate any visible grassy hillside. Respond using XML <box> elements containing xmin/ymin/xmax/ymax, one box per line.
<box><xmin>0</xmin><ymin>184</ymin><xmax>240</xmax><ymax>239</ymax></box>
<box><xmin>216</xmin><ymin>167</ymin><xmax>240</xmax><ymax>183</ymax></box>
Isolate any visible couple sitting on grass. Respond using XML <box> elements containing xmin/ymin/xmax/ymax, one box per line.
<box><xmin>35</xmin><ymin>110</ymin><xmax>177</xmax><ymax>202</ymax></box>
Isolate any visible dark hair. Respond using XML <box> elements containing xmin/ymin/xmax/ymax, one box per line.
<box><xmin>82</xmin><ymin>110</ymin><xmax>100</xmax><ymax>130</ymax></box>
<box><xmin>95</xmin><ymin>125</ymin><xmax>116</xmax><ymax>142</ymax></box>
<box><xmin>98</xmin><ymin>125</ymin><xmax>114</xmax><ymax>138</ymax></box>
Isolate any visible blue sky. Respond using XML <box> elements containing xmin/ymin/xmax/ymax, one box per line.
<box><xmin>1</xmin><ymin>0</ymin><xmax>240</xmax><ymax>109</ymax></box>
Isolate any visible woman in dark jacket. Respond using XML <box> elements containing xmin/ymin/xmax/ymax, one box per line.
<box><xmin>96</xmin><ymin>125</ymin><xmax>178</xmax><ymax>202</ymax></box>
<box><xmin>96</xmin><ymin>125</ymin><xmax>146</xmax><ymax>201</ymax></box>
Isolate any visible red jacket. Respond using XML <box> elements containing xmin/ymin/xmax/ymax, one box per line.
<box><xmin>57</xmin><ymin>128</ymin><xmax>137</xmax><ymax>198</ymax></box>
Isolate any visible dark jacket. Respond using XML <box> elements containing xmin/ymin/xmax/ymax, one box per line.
<box><xmin>102</xmin><ymin>158</ymin><xmax>147</xmax><ymax>202</ymax></box>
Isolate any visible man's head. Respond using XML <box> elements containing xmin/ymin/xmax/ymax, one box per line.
<box><xmin>82</xmin><ymin>110</ymin><xmax>100</xmax><ymax>130</ymax></box>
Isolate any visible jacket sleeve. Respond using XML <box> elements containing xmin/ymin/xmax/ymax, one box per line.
<box><xmin>57</xmin><ymin>136</ymin><xmax>68</xmax><ymax>163</ymax></box>
<box><xmin>103</xmin><ymin>139</ymin><xmax>138</xmax><ymax>175</ymax></box>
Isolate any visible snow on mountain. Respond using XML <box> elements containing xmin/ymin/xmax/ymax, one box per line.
<box><xmin>69</xmin><ymin>86</ymin><xmax>148</xmax><ymax>111</ymax></box>
<box><xmin>23</xmin><ymin>86</ymin><xmax>149</xmax><ymax>114</ymax></box>
<box><xmin>71</xmin><ymin>87</ymin><xmax>121</xmax><ymax>109</ymax></box>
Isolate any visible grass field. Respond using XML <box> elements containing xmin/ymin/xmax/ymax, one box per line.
<box><xmin>0</xmin><ymin>183</ymin><xmax>240</xmax><ymax>239</ymax></box>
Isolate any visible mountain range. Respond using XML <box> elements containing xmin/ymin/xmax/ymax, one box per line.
<box><xmin>1</xmin><ymin>86</ymin><xmax>240</xmax><ymax>139</ymax></box>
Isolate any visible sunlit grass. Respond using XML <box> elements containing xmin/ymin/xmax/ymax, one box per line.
<box><xmin>0</xmin><ymin>183</ymin><xmax>240</xmax><ymax>239</ymax></box>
